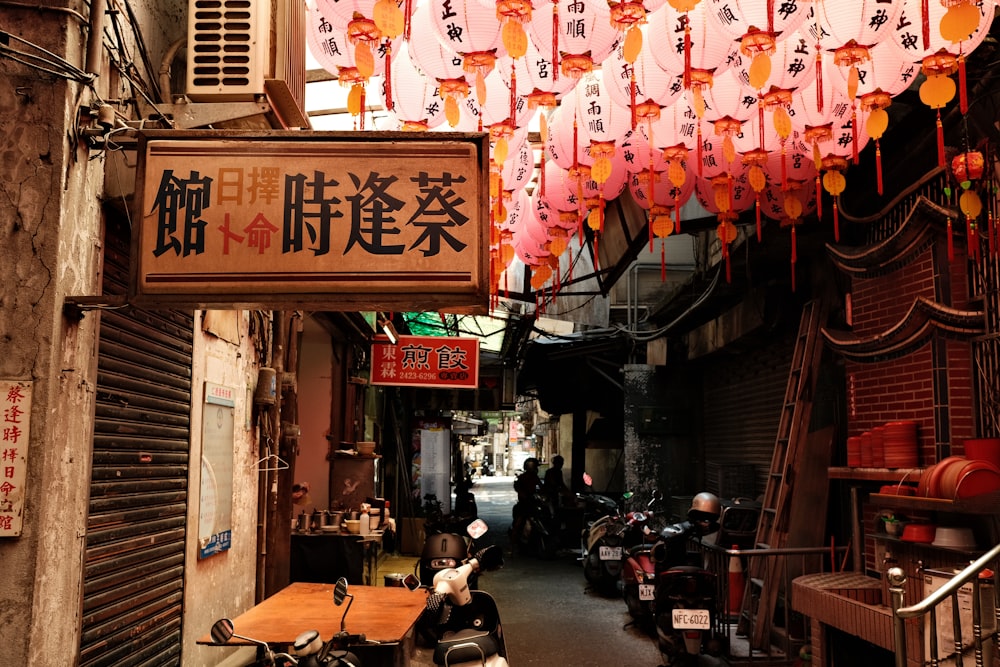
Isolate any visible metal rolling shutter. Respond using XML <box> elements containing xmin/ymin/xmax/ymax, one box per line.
<box><xmin>80</xmin><ymin>220</ymin><xmax>193</xmax><ymax>667</ymax></box>
<box><xmin>700</xmin><ymin>331</ymin><xmax>795</xmax><ymax>501</ymax></box>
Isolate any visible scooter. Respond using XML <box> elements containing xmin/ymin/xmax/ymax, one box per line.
<box><xmin>580</xmin><ymin>488</ymin><xmax>633</xmax><ymax>595</ymax></box>
<box><xmin>509</xmin><ymin>492</ymin><xmax>557</xmax><ymax>558</ymax></box>
<box><xmin>650</xmin><ymin>523</ymin><xmax>724</xmax><ymax>666</ymax></box>
<box><xmin>617</xmin><ymin>491</ymin><xmax>664</xmax><ymax>627</ymax></box>
<box><xmin>410</xmin><ymin>521</ymin><xmax>508</xmax><ymax>667</ymax></box>
<box><xmin>208</xmin><ymin>578</ymin><xmax>364</xmax><ymax>666</ymax></box>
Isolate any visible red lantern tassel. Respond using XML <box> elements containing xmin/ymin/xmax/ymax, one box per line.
<box><xmin>851</xmin><ymin>106</ymin><xmax>858</xmax><ymax>164</ymax></box>
<box><xmin>921</xmin><ymin>0</ymin><xmax>929</xmax><ymax>51</ymax></box>
<box><xmin>967</xmin><ymin>217</ymin><xmax>976</xmax><ymax>263</ymax></box>
<box><xmin>947</xmin><ymin>218</ymin><xmax>954</xmax><ymax>262</ymax></box>
<box><xmin>936</xmin><ymin>111</ymin><xmax>945</xmax><ymax>167</ymax></box>
<box><xmin>684</xmin><ymin>23</ymin><xmax>692</xmax><ymax>89</ymax></box>
<box><xmin>649</xmin><ymin>212</ymin><xmax>654</xmax><ymax>251</ymax></box>
<box><xmin>876</xmin><ymin>142</ymin><xmax>883</xmax><ymax>195</ymax></box>
<box><xmin>510</xmin><ymin>64</ymin><xmax>517</xmax><ymax>122</ymax></box>
<box><xmin>815</xmin><ymin>48</ymin><xmax>823</xmax><ymax>113</ymax></box>
<box><xmin>816</xmin><ymin>174</ymin><xmax>823</xmax><ymax>222</ymax></box>
<box><xmin>767</xmin><ymin>0</ymin><xmax>774</xmax><ymax>33</ymax></box>
<box><xmin>791</xmin><ymin>223</ymin><xmax>797</xmax><ymax>264</ymax></box>
<box><xmin>791</xmin><ymin>225</ymin><xmax>797</xmax><ymax>293</ymax></box>
<box><xmin>599</xmin><ymin>196</ymin><xmax>605</xmax><ymax>234</ymax></box>
<box><xmin>833</xmin><ymin>198</ymin><xmax>840</xmax><ymax>243</ymax></box>
<box><xmin>552</xmin><ymin>2</ymin><xmax>559</xmax><ymax>82</ymax></box>
<box><xmin>989</xmin><ymin>212</ymin><xmax>996</xmax><ymax>257</ymax></box>
<box><xmin>404</xmin><ymin>0</ymin><xmax>413</xmax><ymax>41</ymax></box>
<box><xmin>384</xmin><ymin>43</ymin><xmax>393</xmax><ymax>112</ymax></box>
<box><xmin>759</xmin><ymin>104</ymin><xmax>765</xmax><ymax>151</ymax></box>
<box><xmin>781</xmin><ymin>143</ymin><xmax>787</xmax><ymax>188</ymax></box>
<box><xmin>725</xmin><ymin>246</ymin><xmax>731</xmax><ymax>283</ymax></box>
<box><xmin>540</xmin><ymin>151</ymin><xmax>546</xmax><ymax>196</ymax></box>
<box><xmin>593</xmin><ymin>236</ymin><xmax>599</xmax><ymax>270</ymax></box>
<box><xmin>959</xmin><ymin>54</ymin><xmax>968</xmax><ymax>115</ymax></box>
<box><xmin>630</xmin><ymin>73</ymin><xmax>637</xmax><ymax>130</ymax></box>
<box><xmin>697</xmin><ymin>124</ymin><xmax>703</xmax><ymax>177</ymax></box>
<box><xmin>675</xmin><ymin>205</ymin><xmax>681</xmax><ymax>234</ymax></box>
<box><xmin>359</xmin><ymin>87</ymin><xmax>366</xmax><ymax>130</ymax></box>
<box><xmin>756</xmin><ymin>196</ymin><xmax>762</xmax><ymax>240</ymax></box>
<box><xmin>660</xmin><ymin>240</ymin><xmax>666</xmax><ymax>282</ymax></box>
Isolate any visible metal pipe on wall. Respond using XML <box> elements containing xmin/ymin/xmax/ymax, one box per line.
<box><xmin>86</xmin><ymin>0</ymin><xmax>108</xmax><ymax>76</ymax></box>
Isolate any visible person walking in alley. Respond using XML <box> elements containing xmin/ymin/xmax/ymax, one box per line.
<box><xmin>510</xmin><ymin>458</ymin><xmax>541</xmax><ymax>550</ymax></box>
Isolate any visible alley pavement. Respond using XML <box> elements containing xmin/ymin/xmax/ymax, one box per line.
<box><xmin>378</xmin><ymin>475</ymin><xmax>665</xmax><ymax>667</ymax></box>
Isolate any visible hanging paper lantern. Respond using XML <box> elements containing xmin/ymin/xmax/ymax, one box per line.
<box><xmin>602</xmin><ymin>25</ymin><xmax>677</xmax><ymax>129</ymax></box>
<box><xmin>951</xmin><ymin>150</ymin><xmax>985</xmax><ymax>182</ymax></box>
<box><xmin>545</xmin><ymin>90</ymin><xmax>595</xmax><ymax>169</ymax></box>
<box><xmin>307</xmin><ymin>5</ymin><xmax>398</xmax><ymax>128</ymax></box>
<box><xmin>704</xmin><ymin>0</ymin><xmax>811</xmax><ymax>42</ymax></box>
<box><xmin>464</xmin><ymin>68</ymin><xmax>534</xmax><ymax>128</ymax></box>
<box><xmin>526</xmin><ymin>0</ymin><xmax>619</xmax><ymax>79</ymax></box>
<box><xmin>574</xmin><ymin>71</ymin><xmax>633</xmax><ymax>185</ymax></box>
<box><xmin>703</xmin><ymin>69</ymin><xmax>759</xmax><ymax>123</ymax></box>
<box><xmin>919</xmin><ymin>49</ymin><xmax>959</xmax><ymax>165</ymax></box>
<box><xmin>428</xmin><ymin>0</ymin><xmax>506</xmax><ymax>80</ymax></box>
<box><xmin>501</xmin><ymin>136</ymin><xmax>535</xmax><ymax>192</ymax></box>
<box><xmin>380</xmin><ymin>40</ymin><xmax>448</xmax><ymax>130</ymax></box>
<box><xmin>498</xmin><ymin>38</ymin><xmax>577</xmax><ymax>109</ymax></box>
<box><xmin>648</xmin><ymin>2</ymin><xmax>737</xmax><ymax>89</ymax></box>
<box><xmin>764</xmin><ymin>129</ymin><xmax>817</xmax><ymax>185</ymax></box>
<box><xmin>730</xmin><ymin>32</ymin><xmax>816</xmax><ymax>98</ymax></box>
<box><xmin>620</xmin><ymin>128</ymin><xmax>670</xmax><ymax>175</ymax></box>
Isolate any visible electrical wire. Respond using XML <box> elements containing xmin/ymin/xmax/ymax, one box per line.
<box><xmin>0</xmin><ymin>30</ymin><xmax>95</xmax><ymax>82</ymax></box>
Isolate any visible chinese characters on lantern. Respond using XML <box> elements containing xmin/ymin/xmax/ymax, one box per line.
<box><xmin>134</xmin><ymin>134</ymin><xmax>488</xmax><ymax>310</ymax></box>
<box><xmin>370</xmin><ymin>335</ymin><xmax>480</xmax><ymax>389</ymax></box>
<box><xmin>1</xmin><ymin>380</ymin><xmax>31</xmax><ymax>537</ymax></box>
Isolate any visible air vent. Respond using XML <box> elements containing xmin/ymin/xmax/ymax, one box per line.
<box><xmin>187</xmin><ymin>0</ymin><xmax>270</xmax><ymax>100</ymax></box>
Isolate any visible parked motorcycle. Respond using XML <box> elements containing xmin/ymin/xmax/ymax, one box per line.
<box><xmin>617</xmin><ymin>491</ymin><xmax>664</xmax><ymax>625</ymax></box>
<box><xmin>650</xmin><ymin>492</ymin><xmax>726</xmax><ymax>667</ymax></box>
<box><xmin>410</xmin><ymin>524</ymin><xmax>509</xmax><ymax>667</ymax></box>
<box><xmin>208</xmin><ymin>577</ymin><xmax>364</xmax><ymax>666</ymax></box>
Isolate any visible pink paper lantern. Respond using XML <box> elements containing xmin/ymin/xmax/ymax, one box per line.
<box><xmin>888</xmin><ymin>0</ymin><xmax>994</xmax><ymax>61</ymax></box>
<box><xmin>764</xmin><ymin>129</ymin><xmax>818</xmax><ymax>184</ymax></box>
<box><xmin>826</xmin><ymin>40</ymin><xmax>920</xmax><ymax>101</ymax></box>
<box><xmin>545</xmin><ymin>91</ymin><xmax>596</xmax><ymax>169</ymax></box>
<box><xmin>729</xmin><ymin>32</ymin><xmax>817</xmax><ymax>93</ymax></box>
<box><xmin>428</xmin><ymin>0</ymin><xmax>506</xmax><ymax>77</ymax></box>
<box><xmin>307</xmin><ymin>3</ymin><xmax>395</xmax><ymax>78</ymax></box>
<box><xmin>694</xmin><ymin>169</ymin><xmax>755</xmax><ymax>215</ymax></box>
<box><xmin>803</xmin><ymin>1</ymin><xmax>905</xmax><ymax>52</ymax></box>
<box><xmin>628</xmin><ymin>166</ymin><xmax>695</xmax><ymax>211</ymax></box>
<box><xmin>498</xmin><ymin>39</ymin><xmax>578</xmax><ymax>106</ymax></box>
<box><xmin>527</xmin><ymin>0</ymin><xmax>620</xmax><ymax>79</ymax></box>
<box><xmin>502</xmin><ymin>137</ymin><xmax>535</xmax><ymax>192</ymax></box>
<box><xmin>381</xmin><ymin>40</ymin><xmax>448</xmax><ymax>129</ymax></box>
<box><xmin>704</xmin><ymin>0</ymin><xmax>811</xmax><ymax>42</ymax></box>
<box><xmin>759</xmin><ymin>178</ymin><xmax>816</xmax><ymax>222</ymax></box>
<box><xmin>463</xmin><ymin>69</ymin><xmax>534</xmax><ymax>128</ymax></box>
<box><xmin>703</xmin><ymin>69</ymin><xmax>759</xmax><ymax>123</ymax></box>
<box><xmin>648</xmin><ymin>3</ymin><xmax>738</xmax><ymax>77</ymax></box>
<box><xmin>575</xmin><ymin>71</ymin><xmax>632</xmax><ymax>145</ymax></box>
<box><xmin>602</xmin><ymin>24</ymin><xmax>680</xmax><ymax>117</ymax></box>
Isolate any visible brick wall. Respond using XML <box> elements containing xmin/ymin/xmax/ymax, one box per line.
<box><xmin>845</xmin><ymin>242</ymin><xmax>974</xmax><ymax>464</ymax></box>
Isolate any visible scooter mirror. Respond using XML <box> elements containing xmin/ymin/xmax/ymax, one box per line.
<box><xmin>333</xmin><ymin>577</ymin><xmax>350</xmax><ymax>606</ymax></box>
<box><xmin>210</xmin><ymin>618</ymin><xmax>235</xmax><ymax>644</ymax></box>
<box><xmin>466</xmin><ymin>518</ymin><xmax>489</xmax><ymax>539</ymax></box>
<box><xmin>402</xmin><ymin>573</ymin><xmax>421</xmax><ymax>591</ymax></box>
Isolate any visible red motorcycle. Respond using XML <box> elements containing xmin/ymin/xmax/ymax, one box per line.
<box><xmin>617</xmin><ymin>491</ymin><xmax>663</xmax><ymax>628</ymax></box>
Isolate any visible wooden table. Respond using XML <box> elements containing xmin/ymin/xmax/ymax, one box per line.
<box><xmin>198</xmin><ymin>582</ymin><xmax>427</xmax><ymax>666</ymax></box>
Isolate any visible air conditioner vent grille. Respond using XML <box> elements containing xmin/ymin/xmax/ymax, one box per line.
<box><xmin>187</xmin><ymin>0</ymin><xmax>267</xmax><ymax>96</ymax></box>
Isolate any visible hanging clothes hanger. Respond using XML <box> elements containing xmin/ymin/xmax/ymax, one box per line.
<box><xmin>252</xmin><ymin>436</ymin><xmax>289</xmax><ymax>471</ymax></box>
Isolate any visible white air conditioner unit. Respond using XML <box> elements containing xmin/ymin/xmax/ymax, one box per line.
<box><xmin>186</xmin><ymin>0</ymin><xmax>310</xmax><ymax>128</ymax></box>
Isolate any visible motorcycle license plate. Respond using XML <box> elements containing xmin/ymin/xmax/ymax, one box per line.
<box><xmin>672</xmin><ymin>608</ymin><xmax>710</xmax><ymax>630</ymax></box>
<box><xmin>599</xmin><ymin>546</ymin><xmax>622</xmax><ymax>561</ymax></box>
<box><xmin>639</xmin><ymin>584</ymin><xmax>655</xmax><ymax>601</ymax></box>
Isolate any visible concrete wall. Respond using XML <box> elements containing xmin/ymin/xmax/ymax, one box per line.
<box><xmin>182</xmin><ymin>311</ymin><xmax>262</xmax><ymax>666</ymax></box>
<box><xmin>1</xmin><ymin>7</ymin><xmax>108</xmax><ymax>665</ymax></box>
<box><xmin>0</xmin><ymin>2</ymin><xmax>266</xmax><ymax>665</ymax></box>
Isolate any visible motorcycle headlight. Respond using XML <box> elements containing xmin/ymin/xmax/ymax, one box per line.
<box><xmin>430</xmin><ymin>558</ymin><xmax>458</xmax><ymax>569</ymax></box>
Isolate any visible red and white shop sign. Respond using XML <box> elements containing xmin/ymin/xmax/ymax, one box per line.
<box><xmin>370</xmin><ymin>335</ymin><xmax>479</xmax><ymax>389</ymax></box>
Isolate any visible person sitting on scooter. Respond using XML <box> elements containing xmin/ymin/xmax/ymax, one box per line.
<box><xmin>652</xmin><ymin>491</ymin><xmax>721</xmax><ymax>567</ymax></box>
<box><xmin>511</xmin><ymin>458</ymin><xmax>541</xmax><ymax>540</ymax></box>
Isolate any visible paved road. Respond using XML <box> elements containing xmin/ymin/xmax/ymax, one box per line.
<box><xmin>413</xmin><ymin>475</ymin><xmax>663</xmax><ymax>667</ymax></box>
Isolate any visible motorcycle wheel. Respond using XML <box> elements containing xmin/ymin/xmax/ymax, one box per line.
<box><xmin>622</xmin><ymin>584</ymin><xmax>653</xmax><ymax>629</ymax></box>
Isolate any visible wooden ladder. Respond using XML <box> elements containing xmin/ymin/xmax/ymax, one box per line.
<box><xmin>744</xmin><ymin>298</ymin><xmax>827</xmax><ymax>651</ymax></box>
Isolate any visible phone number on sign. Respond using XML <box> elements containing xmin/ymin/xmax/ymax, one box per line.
<box><xmin>397</xmin><ymin>371</ymin><xmax>471</xmax><ymax>382</ymax></box>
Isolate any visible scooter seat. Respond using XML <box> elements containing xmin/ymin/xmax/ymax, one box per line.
<box><xmin>433</xmin><ymin>628</ymin><xmax>500</xmax><ymax>665</ymax></box>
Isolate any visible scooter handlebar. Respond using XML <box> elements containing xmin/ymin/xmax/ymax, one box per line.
<box><xmin>425</xmin><ymin>592</ymin><xmax>447</xmax><ymax>613</ymax></box>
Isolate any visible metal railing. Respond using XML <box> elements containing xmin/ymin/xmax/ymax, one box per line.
<box><xmin>891</xmin><ymin>543</ymin><xmax>1000</xmax><ymax>667</ymax></box>
<box><xmin>696</xmin><ymin>542</ymin><xmax>849</xmax><ymax>665</ymax></box>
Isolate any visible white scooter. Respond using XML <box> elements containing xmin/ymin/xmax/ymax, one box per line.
<box><xmin>408</xmin><ymin>519</ymin><xmax>509</xmax><ymax>667</ymax></box>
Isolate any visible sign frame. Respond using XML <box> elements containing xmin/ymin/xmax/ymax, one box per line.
<box><xmin>370</xmin><ymin>334</ymin><xmax>480</xmax><ymax>389</ymax></box>
<box><xmin>130</xmin><ymin>130</ymin><xmax>490</xmax><ymax>313</ymax></box>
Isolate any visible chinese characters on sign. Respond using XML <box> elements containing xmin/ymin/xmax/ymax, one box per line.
<box><xmin>133</xmin><ymin>132</ymin><xmax>489</xmax><ymax>312</ymax></box>
<box><xmin>1</xmin><ymin>380</ymin><xmax>31</xmax><ymax>537</ymax></box>
<box><xmin>370</xmin><ymin>335</ymin><xmax>480</xmax><ymax>390</ymax></box>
